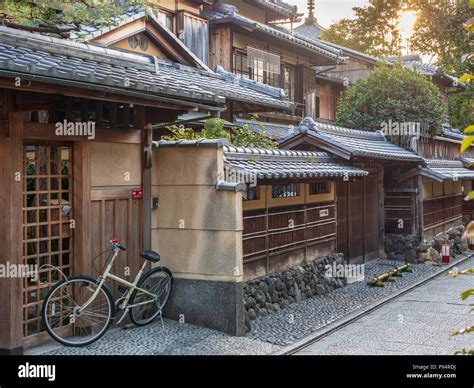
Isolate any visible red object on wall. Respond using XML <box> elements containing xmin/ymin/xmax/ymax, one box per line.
<box><xmin>132</xmin><ymin>187</ymin><xmax>143</xmax><ymax>198</ymax></box>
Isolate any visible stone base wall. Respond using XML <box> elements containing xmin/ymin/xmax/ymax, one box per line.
<box><xmin>419</xmin><ymin>225</ymin><xmax>468</xmax><ymax>264</ymax></box>
<box><xmin>243</xmin><ymin>253</ymin><xmax>346</xmax><ymax>331</ymax></box>
<box><xmin>384</xmin><ymin>234</ymin><xmax>421</xmax><ymax>262</ymax></box>
<box><xmin>385</xmin><ymin>226</ymin><xmax>468</xmax><ymax>264</ymax></box>
<box><xmin>163</xmin><ymin>278</ymin><xmax>246</xmax><ymax>336</ymax></box>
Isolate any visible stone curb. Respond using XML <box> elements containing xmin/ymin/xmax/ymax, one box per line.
<box><xmin>271</xmin><ymin>253</ymin><xmax>474</xmax><ymax>355</ymax></box>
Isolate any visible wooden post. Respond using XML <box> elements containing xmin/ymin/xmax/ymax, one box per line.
<box><xmin>416</xmin><ymin>175</ymin><xmax>424</xmax><ymax>238</ymax></box>
<box><xmin>142</xmin><ymin>122</ymin><xmax>152</xmax><ymax>250</ymax></box>
<box><xmin>378</xmin><ymin>166</ymin><xmax>385</xmax><ymax>255</ymax></box>
<box><xmin>73</xmin><ymin>141</ymin><xmax>92</xmax><ymax>275</ymax></box>
<box><xmin>0</xmin><ymin>109</ymin><xmax>24</xmax><ymax>354</ymax></box>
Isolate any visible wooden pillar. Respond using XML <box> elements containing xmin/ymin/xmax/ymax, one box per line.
<box><xmin>209</xmin><ymin>26</ymin><xmax>233</xmax><ymax>71</ymax></box>
<box><xmin>416</xmin><ymin>175</ymin><xmax>424</xmax><ymax>238</ymax></box>
<box><xmin>0</xmin><ymin>109</ymin><xmax>24</xmax><ymax>354</ymax></box>
<box><xmin>378</xmin><ymin>165</ymin><xmax>385</xmax><ymax>255</ymax></box>
<box><xmin>142</xmin><ymin>123</ymin><xmax>152</xmax><ymax>250</ymax></box>
<box><xmin>73</xmin><ymin>141</ymin><xmax>92</xmax><ymax>275</ymax></box>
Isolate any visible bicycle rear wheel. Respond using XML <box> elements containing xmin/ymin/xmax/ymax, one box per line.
<box><xmin>41</xmin><ymin>276</ymin><xmax>114</xmax><ymax>347</ymax></box>
<box><xmin>128</xmin><ymin>267</ymin><xmax>173</xmax><ymax>326</ymax></box>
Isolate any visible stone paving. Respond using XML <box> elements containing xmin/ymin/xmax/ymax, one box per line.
<box><xmin>248</xmin><ymin>258</ymin><xmax>452</xmax><ymax>345</ymax></box>
<box><xmin>296</xmin><ymin>257</ymin><xmax>474</xmax><ymax>355</ymax></box>
<box><xmin>27</xmin><ymin>256</ymin><xmax>472</xmax><ymax>355</ymax></box>
<box><xmin>28</xmin><ymin>319</ymin><xmax>279</xmax><ymax>355</ymax></box>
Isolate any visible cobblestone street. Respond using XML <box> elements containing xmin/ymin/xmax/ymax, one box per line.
<box><xmin>296</xmin><ymin>257</ymin><xmax>474</xmax><ymax>355</ymax></box>
<box><xmin>26</xmin><ymin>255</ymin><xmax>473</xmax><ymax>356</ymax></box>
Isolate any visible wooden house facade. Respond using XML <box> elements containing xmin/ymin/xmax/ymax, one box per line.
<box><xmin>0</xmin><ymin>9</ymin><xmax>291</xmax><ymax>352</ymax></box>
<box><xmin>202</xmin><ymin>0</ymin><xmax>348</xmax><ymax>126</ymax></box>
<box><xmin>152</xmin><ymin>138</ymin><xmax>368</xmax><ymax>334</ymax></box>
<box><xmin>279</xmin><ymin>118</ymin><xmax>423</xmax><ymax>263</ymax></box>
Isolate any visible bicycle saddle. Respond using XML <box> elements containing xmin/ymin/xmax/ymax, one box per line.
<box><xmin>140</xmin><ymin>250</ymin><xmax>161</xmax><ymax>263</ymax></box>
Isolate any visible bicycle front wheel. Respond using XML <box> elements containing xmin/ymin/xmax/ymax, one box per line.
<box><xmin>129</xmin><ymin>267</ymin><xmax>173</xmax><ymax>326</ymax></box>
<box><xmin>41</xmin><ymin>276</ymin><xmax>114</xmax><ymax>347</ymax></box>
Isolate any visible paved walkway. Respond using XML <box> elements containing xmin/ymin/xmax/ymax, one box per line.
<box><xmin>296</xmin><ymin>257</ymin><xmax>474</xmax><ymax>355</ymax></box>
<box><xmin>27</xmin><ymin>256</ymin><xmax>473</xmax><ymax>355</ymax></box>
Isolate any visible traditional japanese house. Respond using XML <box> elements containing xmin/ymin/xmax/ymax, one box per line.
<box><xmin>0</xmin><ymin>16</ymin><xmax>291</xmax><ymax>353</ymax></box>
<box><xmin>152</xmin><ymin>138</ymin><xmax>368</xmax><ymax>334</ymax></box>
<box><xmin>279</xmin><ymin>118</ymin><xmax>424</xmax><ymax>263</ymax></box>
<box><xmin>389</xmin><ymin>130</ymin><xmax>474</xmax><ymax>239</ymax></box>
<box><xmin>202</xmin><ymin>0</ymin><xmax>348</xmax><ymax>127</ymax></box>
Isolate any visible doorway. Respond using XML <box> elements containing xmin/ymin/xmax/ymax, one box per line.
<box><xmin>22</xmin><ymin>144</ymin><xmax>74</xmax><ymax>342</ymax></box>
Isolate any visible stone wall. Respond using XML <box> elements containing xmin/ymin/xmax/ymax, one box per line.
<box><xmin>384</xmin><ymin>234</ymin><xmax>421</xmax><ymax>263</ymax></box>
<box><xmin>419</xmin><ymin>225</ymin><xmax>468</xmax><ymax>264</ymax></box>
<box><xmin>385</xmin><ymin>226</ymin><xmax>468</xmax><ymax>264</ymax></box>
<box><xmin>243</xmin><ymin>253</ymin><xmax>346</xmax><ymax>331</ymax></box>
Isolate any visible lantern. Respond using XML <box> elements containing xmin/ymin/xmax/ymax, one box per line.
<box><xmin>441</xmin><ymin>244</ymin><xmax>450</xmax><ymax>264</ymax></box>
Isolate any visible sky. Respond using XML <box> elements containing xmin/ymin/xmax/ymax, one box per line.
<box><xmin>290</xmin><ymin>0</ymin><xmax>370</xmax><ymax>28</ymax></box>
<box><xmin>289</xmin><ymin>0</ymin><xmax>417</xmax><ymax>54</ymax></box>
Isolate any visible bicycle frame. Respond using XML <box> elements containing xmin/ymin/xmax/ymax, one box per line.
<box><xmin>78</xmin><ymin>248</ymin><xmax>158</xmax><ymax>315</ymax></box>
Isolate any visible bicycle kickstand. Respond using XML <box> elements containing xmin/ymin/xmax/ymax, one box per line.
<box><xmin>158</xmin><ymin>310</ymin><xmax>165</xmax><ymax>331</ymax></box>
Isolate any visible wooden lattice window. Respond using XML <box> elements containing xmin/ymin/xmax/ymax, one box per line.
<box><xmin>272</xmin><ymin>183</ymin><xmax>299</xmax><ymax>198</ymax></box>
<box><xmin>309</xmin><ymin>182</ymin><xmax>330</xmax><ymax>195</ymax></box>
<box><xmin>243</xmin><ymin>184</ymin><xmax>259</xmax><ymax>201</ymax></box>
<box><xmin>23</xmin><ymin>144</ymin><xmax>73</xmax><ymax>337</ymax></box>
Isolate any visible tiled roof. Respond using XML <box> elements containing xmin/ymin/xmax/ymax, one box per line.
<box><xmin>234</xmin><ymin>118</ymin><xmax>293</xmax><ymax>140</ymax></box>
<box><xmin>0</xmin><ymin>27</ymin><xmax>292</xmax><ymax>110</ymax></box>
<box><xmin>461</xmin><ymin>157</ymin><xmax>474</xmax><ymax>168</ymax></box>
<box><xmin>440</xmin><ymin>128</ymin><xmax>465</xmax><ymax>141</ymax></box>
<box><xmin>64</xmin><ymin>6</ymin><xmax>146</xmax><ymax>41</ymax></box>
<box><xmin>422</xmin><ymin>159</ymin><xmax>474</xmax><ymax>181</ymax></box>
<box><xmin>247</xmin><ymin>0</ymin><xmax>300</xmax><ymax>18</ymax></box>
<box><xmin>203</xmin><ymin>4</ymin><xmax>347</xmax><ymax>64</ymax></box>
<box><xmin>386</xmin><ymin>55</ymin><xmax>465</xmax><ymax>88</ymax></box>
<box><xmin>223</xmin><ymin>147</ymin><xmax>369</xmax><ymax>179</ymax></box>
<box><xmin>282</xmin><ymin>117</ymin><xmax>423</xmax><ymax>162</ymax></box>
<box><xmin>153</xmin><ymin>139</ymin><xmax>368</xmax><ymax>179</ymax></box>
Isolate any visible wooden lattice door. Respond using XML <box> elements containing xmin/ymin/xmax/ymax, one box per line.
<box><xmin>23</xmin><ymin>144</ymin><xmax>74</xmax><ymax>340</ymax></box>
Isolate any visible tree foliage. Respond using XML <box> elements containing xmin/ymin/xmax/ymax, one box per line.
<box><xmin>336</xmin><ymin>62</ymin><xmax>445</xmax><ymax>136</ymax></box>
<box><xmin>0</xmin><ymin>0</ymin><xmax>147</xmax><ymax>36</ymax></box>
<box><xmin>320</xmin><ymin>0</ymin><xmax>404</xmax><ymax>57</ymax></box>
<box><xmin>408</xmin><ymin>0</ymin><xmax>473</xmax><ymax>74</ymax></box>
<box><xmin>162</xmin><ymin>117</ymin><xmax>278</xmax><ymax>149</ymax></box>
<box><xmin>407</xmin><ymin>0</ymin><xmax>474</xmax><ymax>130</ymax></box>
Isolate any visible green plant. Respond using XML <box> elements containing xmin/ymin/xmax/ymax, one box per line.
<box><xmin>162</xmin><ymin>116</ymin><xmax>278</xmax><ymax>149</ymax></box>
<box><xmin>230</xmin><ymin>118</ymin><xmax>278</xmax><ymax>149</ymax></box>
<box><xmin>336</xmin><ymin>62</ymin><xmax>445</xmax><ymax>140</ymax></box>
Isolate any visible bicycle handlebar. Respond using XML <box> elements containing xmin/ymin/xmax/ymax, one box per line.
<box><xmin>110</xmin><ymin>239</ymin><xmax>126</xmax><ymax>251</ymax></box>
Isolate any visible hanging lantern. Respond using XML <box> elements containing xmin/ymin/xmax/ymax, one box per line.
<box><xmin>441</xmin><ymin>244</ymin><xmax>450</xmax><ymax>264</ymax></box>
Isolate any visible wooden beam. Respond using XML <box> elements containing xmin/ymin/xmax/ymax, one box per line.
<box><xmin>91</xmin><ymin>189</ymin><xmax>132</xmax><ymax>201</ymax></box>
<box><xmin>0</xmin><ymin>109</ymin><xmax>24</xmax><ymax>353</ymax></box>
<box><xmin>23</xmin><ymin>122</ymin><xmax>142</xmax><ymax>143</ymax></box>
<box><xmin>0</xmin><ymin>78</ymin><xmax>203</xmax><ymax>111</ymax></box>
<box><xmin>73</xmin><ymin>141</ymin><xmax>92</xmax><ymax>275</ymax></box>
<box><xmin>142</xmin><ymin>123</ymin><xmax>152</xmax><ymax>250</ymax></box>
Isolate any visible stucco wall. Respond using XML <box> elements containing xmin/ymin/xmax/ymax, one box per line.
<box><xmin>152</xmin><ymin>146</ymin><xmax>243</xmax><ymax>282</ymax></box>
<box><xmin>90</xmin><ymin>142</ymin><xmax>141</xmax><ymax>188</ymax></box>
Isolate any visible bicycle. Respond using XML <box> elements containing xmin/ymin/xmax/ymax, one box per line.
<box><xmin>41</xmin><ymin>239</ymin><xmax>173</xmax><ymax>347</ymax></box>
